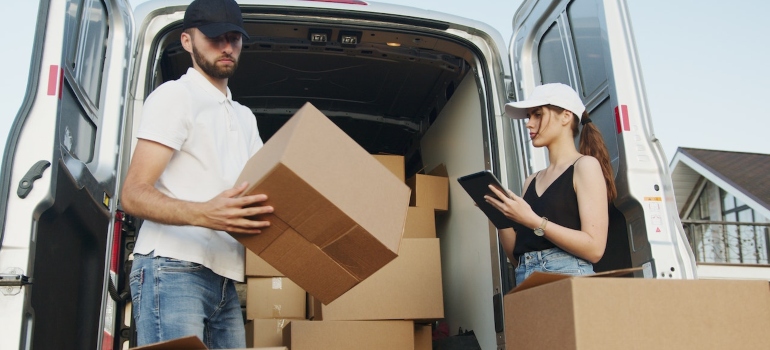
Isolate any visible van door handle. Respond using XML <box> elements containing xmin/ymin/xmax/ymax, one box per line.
<box><xmin>17</xmin><ymin>160</ymin><xmax>51</xmax><ymax>199</ymax></box>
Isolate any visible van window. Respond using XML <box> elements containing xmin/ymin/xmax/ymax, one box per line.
<box><xmin>538</xmin><ymin>22</ymin><xmax>570</xmax><ymax>85</ymax></box>
<box><xmin>61</xmin><ymin>0</ymin><xmax>108</xmax><ymax>162</ymax></box>
<box><xmin>61</xmin><ymin>84</ymin><xmax>97</xmax><ymax>162</ymax></box>
<box><xmin>567</xmin><ymin>0</ymin><xmax>608</xmax><ymax>98</ymax></box>
<box><xmin>65</xmin><ymin>0</ymin><xmax>108</xmax><ymax>107</ymax></box>
<box><xmin>535</xmin><ymin>0</ymin><xmax>620</xmax><ymax>172</ymax></box>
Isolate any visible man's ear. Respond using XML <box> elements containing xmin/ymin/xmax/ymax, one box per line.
<box><xmin>181</xmin><ymin>30</ymin><xmax>193</xmax><ymax>53</ymax></box>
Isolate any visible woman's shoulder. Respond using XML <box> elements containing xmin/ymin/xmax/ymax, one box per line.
<box><xmin>573</xmin><ymin>155</ymin><xmax>603</xmax><ymax>176</ymax></box>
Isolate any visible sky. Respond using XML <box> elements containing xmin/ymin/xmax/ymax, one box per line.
<box><xmin>4</xmin><ymin>1</ymin><xmax>769</xmax><ymax>163</ymax></box>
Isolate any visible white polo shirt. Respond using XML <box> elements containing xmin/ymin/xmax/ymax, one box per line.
<box><xmin>133</xmin><ymin>67</ymin><xmax>263</xmax><ymax>282</ymax></box>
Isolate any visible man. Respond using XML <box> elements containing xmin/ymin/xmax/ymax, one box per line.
<box><xmin>121</xmin><ymin>0</ymin><xmax>269</xmax><ymax>347</ymax></box>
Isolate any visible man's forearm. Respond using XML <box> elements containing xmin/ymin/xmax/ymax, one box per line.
<box><xmin>121</xmin><ymin>182</ymin><xmax>201</xmax><ymax>227</ymax></box>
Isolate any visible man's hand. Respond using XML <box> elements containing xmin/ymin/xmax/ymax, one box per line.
<box><xmin>194</xmin><ymin>182</ymin><xmax>273</xmax><ymax>234</ymax></box>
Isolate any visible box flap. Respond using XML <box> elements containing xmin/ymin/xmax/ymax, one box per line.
<box><xmin>130</xmin><ymin>336</ymin><xmax>207</xmax><ymax>349</ymax></box>
<box><xmin>428</xmin><ymin>163</ymin><xmax>448</xmax><ymax>177</ymax></box>
<box><xmin>507</xmin><ymin>266</ymin><xmax>642</xmax><ymax>294</ymax></box>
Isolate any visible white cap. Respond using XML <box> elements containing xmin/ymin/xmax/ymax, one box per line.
<box><xmin>504</xmin><ymin>83</ymin><xmax>586</xmax><ymax>120</ymax></box>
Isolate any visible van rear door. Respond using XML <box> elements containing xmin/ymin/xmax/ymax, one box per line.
<box><xmin>0</xmin><ymin>0</ymin><xmax>134</xmax><ymax>349</ymax></box>
<box><xmin>508</xmin><ymin>0</ymin><xmax>697</xmax><ymax>280</ymax></box>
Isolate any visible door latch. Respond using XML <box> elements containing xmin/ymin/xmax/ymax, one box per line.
<box><xmin>17</xmin><ymin>160</ymin><xmax>51</xmax><ymax>198</ymax></box>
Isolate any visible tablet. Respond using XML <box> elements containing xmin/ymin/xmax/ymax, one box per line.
<box><xmin>457</xmin><ymin>170</ymin><xmax>516</xmax><ymax>229</ymax></box>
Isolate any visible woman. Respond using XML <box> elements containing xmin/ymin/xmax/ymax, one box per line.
<box><xmin>486</xmin><ymin>83</ymin><xmax>616</xmax><ymax>285</ymax></box>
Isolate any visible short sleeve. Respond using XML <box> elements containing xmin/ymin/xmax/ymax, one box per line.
<box><xmin>136</xmin><ymin>82</ymin><xmax>191</xmax><ymax>150</ymax></box>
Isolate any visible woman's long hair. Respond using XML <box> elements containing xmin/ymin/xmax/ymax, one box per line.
<box><xmin>573</xmin><ymin>111</ymin><xmax>617</xmax><ymax>202</ymax></box>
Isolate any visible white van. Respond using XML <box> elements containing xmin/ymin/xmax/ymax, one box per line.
<box><xmin>0</xmin><ymin>0</ymin><xmax>697</xmax><ymax>349</ymax></box>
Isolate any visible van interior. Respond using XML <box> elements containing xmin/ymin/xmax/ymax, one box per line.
<box><xmin>136</xmin><ymin>16</ymin><xmax>633</xmax><ymax>347</ymax></box>
<box><xmin>155</xmin><ymin>21</ymin><xmax>473</xmax><ymax>176</ymax></box>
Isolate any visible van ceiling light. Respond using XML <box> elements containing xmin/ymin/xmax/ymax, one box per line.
<box><xmin>302</xmin><ymin>0</ymin><xmax>368</xmax><ymax>5</ymax></box>
<box><xmin>338</xmin><ymin>31</ymin><xmax>362</xmax><ymax>47</ymax></box>
<box><xmin>308</xmin><ymin>28</ymin><xmax>332</xmax><ymax>45</ymax></box>
<box><xmin>386</xmin><ymin>42</ymin><xmax>401</xmax><ymax>47</ymax></box>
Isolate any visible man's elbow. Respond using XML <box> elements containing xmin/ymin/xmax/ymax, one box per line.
<box><xmin>120</xmin><ymin>184</ymin><xmax>139</xmax><ymax>216</ymax></box>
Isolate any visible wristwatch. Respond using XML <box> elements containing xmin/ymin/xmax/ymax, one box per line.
<box><xmin>533</xmin><ymin>217</ymin><xmax>549</xmax><ymax>236</ymax></box>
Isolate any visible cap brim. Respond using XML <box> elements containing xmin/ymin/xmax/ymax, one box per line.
<box><xmin>504</xmin><ymin>100</ymin><xmax>549</xmax><ymax>119</ymax></box>
<box><xmin>198</xmin><ymin>23</ymin><xmax>250</xmax><ymax>39</ymax></box>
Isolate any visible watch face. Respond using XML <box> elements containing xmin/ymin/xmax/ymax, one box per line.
<box><xmin>534</xmin><ymin>228</ymin><xmax>544</xmax><ymax>236</ymax></box>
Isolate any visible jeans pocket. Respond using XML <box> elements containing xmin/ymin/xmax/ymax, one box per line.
<box><xmin>541</xmin><ymin>253</ymin><xmax>580</xmax><ymax>275</ymax></box>
<box><xmin>158</xmin><ymin>257</ymin><xmax>204</xmax><ymax>273</ymax></box>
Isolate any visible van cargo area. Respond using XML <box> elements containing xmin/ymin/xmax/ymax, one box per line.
<box><xmin>127</xmin><ymin>11</ymin><xmax>633</xmax><ymax>349</ymax></box>
<box><xmin>133</xmin><ymin>15</ymin><xmax>518</xmax><ymax>349</ymax></box>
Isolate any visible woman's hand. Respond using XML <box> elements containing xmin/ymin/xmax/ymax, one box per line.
<box><xmin>484</xmin><ymin>185</ymin><xmax>539</xmax><ymax>229</ymax></box>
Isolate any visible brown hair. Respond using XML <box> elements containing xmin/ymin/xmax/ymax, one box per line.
<box><xmin>573</xmin><ymin>111</ymin><xmax>617</xmax><ymax>202</ymax></box>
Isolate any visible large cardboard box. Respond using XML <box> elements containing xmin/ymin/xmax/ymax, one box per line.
<box><xmin>402</xmin><ymin>206</ymin><xmax>436</xmax><ymax>238</ymax></box>
<box><xmin>503</xmin><ymin>270</ymin><xmax>770</xmax><ymax>350</ymax></box>
<box><xmin>130</xmin><ymin>335</ymin><xmax>287</xmax><ymax>349</ymax></box>
<box><xmin>246</xmin><ymin>277</ymin><xmax>306</xmax><ymax>320</ymax></box>
<box><xmin>372</xmin><ymin>154</ymin><xmax>405</xmax><ymax>182</ymax></box>
<box><xmin>310</xmin><ymin>238</ymin><xmax>443</xmax><ymax>321</ymax></box>
<box><xmin>245</xmin><ymin>319</ymin><xmax>290</xmax><ymax>348</ymax></box>
<box><xmin>232</xmin><ymin>103</ymin><xmax>411</xmax><ymax>304</ymax></box>
<box><xmin>283</xmin><ymin>320</ymin><xmax>414</xmax><ymax>350</ymax></box>
<box><xmin>246</xmin><ymin>249</ymin><xmax>283</xmax><ymax>277</ymax></box>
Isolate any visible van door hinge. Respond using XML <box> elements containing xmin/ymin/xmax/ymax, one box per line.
<box><xmin>1</xmin><ymin>273</ymin><xmax>31</xmax><ymax>296</ymax></box>
<box><xmin>0</xmin><ymin>274</ymin><xmax>32</xmax><ymax>287</ymax></box>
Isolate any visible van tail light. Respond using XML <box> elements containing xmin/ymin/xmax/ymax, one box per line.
<box><xmin>110</xmin><ymin>211</ymin><xmax>124</xmax><ymax>274</ymax></box>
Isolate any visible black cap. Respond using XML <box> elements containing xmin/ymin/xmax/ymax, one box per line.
<box><xmin>183</xmin><ymin>0</ymin><xmax>249</xmax><ymax>39</ymax></box>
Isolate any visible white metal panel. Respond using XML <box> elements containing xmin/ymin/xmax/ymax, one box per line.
<box><xmin>420</xmin><ymin>73</ymin><xmax>497</xmax><ymax>350</ymax></box>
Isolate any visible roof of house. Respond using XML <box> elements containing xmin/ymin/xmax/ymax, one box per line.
<box><xmin>670</xmin><ymin>147</ymin><xmax>770</xmax><ymax>217</ymax></box>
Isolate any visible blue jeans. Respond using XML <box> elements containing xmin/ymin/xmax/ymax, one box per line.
<box><xmin>129</xmin><ymin>252</ymin><xmax>245</xmax><ymax>348</ymax></box>
<box><xmin>514</xmin><ymin>247</ymin><xmax>594</xmax><ymax>286</ymax></box>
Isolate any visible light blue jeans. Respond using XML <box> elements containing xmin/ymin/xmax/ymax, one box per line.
<box><xmin>514</xmin><ymin>247</ymin><xmax>594</xmax><ymax>286</ymax></box>
<box><xmin>129</xmin><ymin>252</ymin><xmax>245</xmax><ymax>348</ymax></box>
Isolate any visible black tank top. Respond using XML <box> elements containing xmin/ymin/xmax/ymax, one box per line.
<box><xmin>512</xmin><ymin>163</ymin><xmax>582</xmax><ymax>258</ymax></box>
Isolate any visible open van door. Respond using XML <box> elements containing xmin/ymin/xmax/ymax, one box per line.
<box><xmin>0</xmin><ymin>0</ymin><xmax>134</xmax><ymax>349</ymax></box>
<box><xmin>508</xmin><ymin>0</ymin><xmax>696</xmax><ymax>284</ymax></box>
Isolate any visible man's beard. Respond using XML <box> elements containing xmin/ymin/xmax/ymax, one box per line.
<box><xmin>192</xmin><ymin>44</ymin><xmax>238</xmax><ymax>79</ymax></box>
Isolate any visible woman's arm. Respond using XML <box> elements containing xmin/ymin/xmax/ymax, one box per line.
<box><xmin>540</xmin><ymin>156</ymin><xmax>608</xmax><ymax>262</ymax></box>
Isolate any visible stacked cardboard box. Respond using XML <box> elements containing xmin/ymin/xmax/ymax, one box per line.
<box><xmin>291</xmin><ymin>154</ymin><xmax>448</xmax><ymax>349</ymax></box>
<box><xmin>244</xmin><ymin>276</ymin><xmax>305</xmax><ymax>347</ymax></box>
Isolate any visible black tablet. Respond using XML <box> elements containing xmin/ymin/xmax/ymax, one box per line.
<box><xmin>457</xmin><ymin>170</ymin><xmax>516</xmax><ymax>229</ymax></box>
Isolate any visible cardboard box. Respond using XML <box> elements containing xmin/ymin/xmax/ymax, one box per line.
<box><xmin>283</xmin><ymin>320</ymin><xmax>415</xmax><ymax>350</ymax></box>
<box><xmin>232</xmin><ymin>103</ymin><xmax>411</xmax><ymax>304</ymax></box>
<box><xmin>403</xmin><ymin>206</ymin><xmax>436</xmax><ymax>238</ymax></box>
<box><xmin>414</xmin><ymin>324</ymin><xmax>432</xmax><ymax>350</ymax></box>
<box><xmin>245</xmin><ymin>319</ymin><xmax>291</xmax><ymax>348</ymax></box>
<box><xmin>246</xmin><ymin>249</ymin><xmax>283</xmax><ymax>277</ymax></box>
<box><xmin>130</xmin><ymin>335</ymin><xmax>287</xmax><ymax>349</ymax></box>
<box><xmin>372</xmin><ymin>154</ymin><xmax>405</xmax><ymax>182</ymax></box>
<box><xmin>503</xmin><ymin>270</ymin><xmax>770</xmax><ymax>350</ymax></box>
<box><xmin>310</xmin><ymin>238</ymin><xmax>444</xmax><ymax>321</ymax></box>
<box><xmin>246</xmin><ymin>277</ymin><xmax>306</xmax><ymax>320</ymax></box>
<box><xmin>406</xmin><ymin>166</ymin><xmax>448</xmax><ymax>211</ymax></box>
